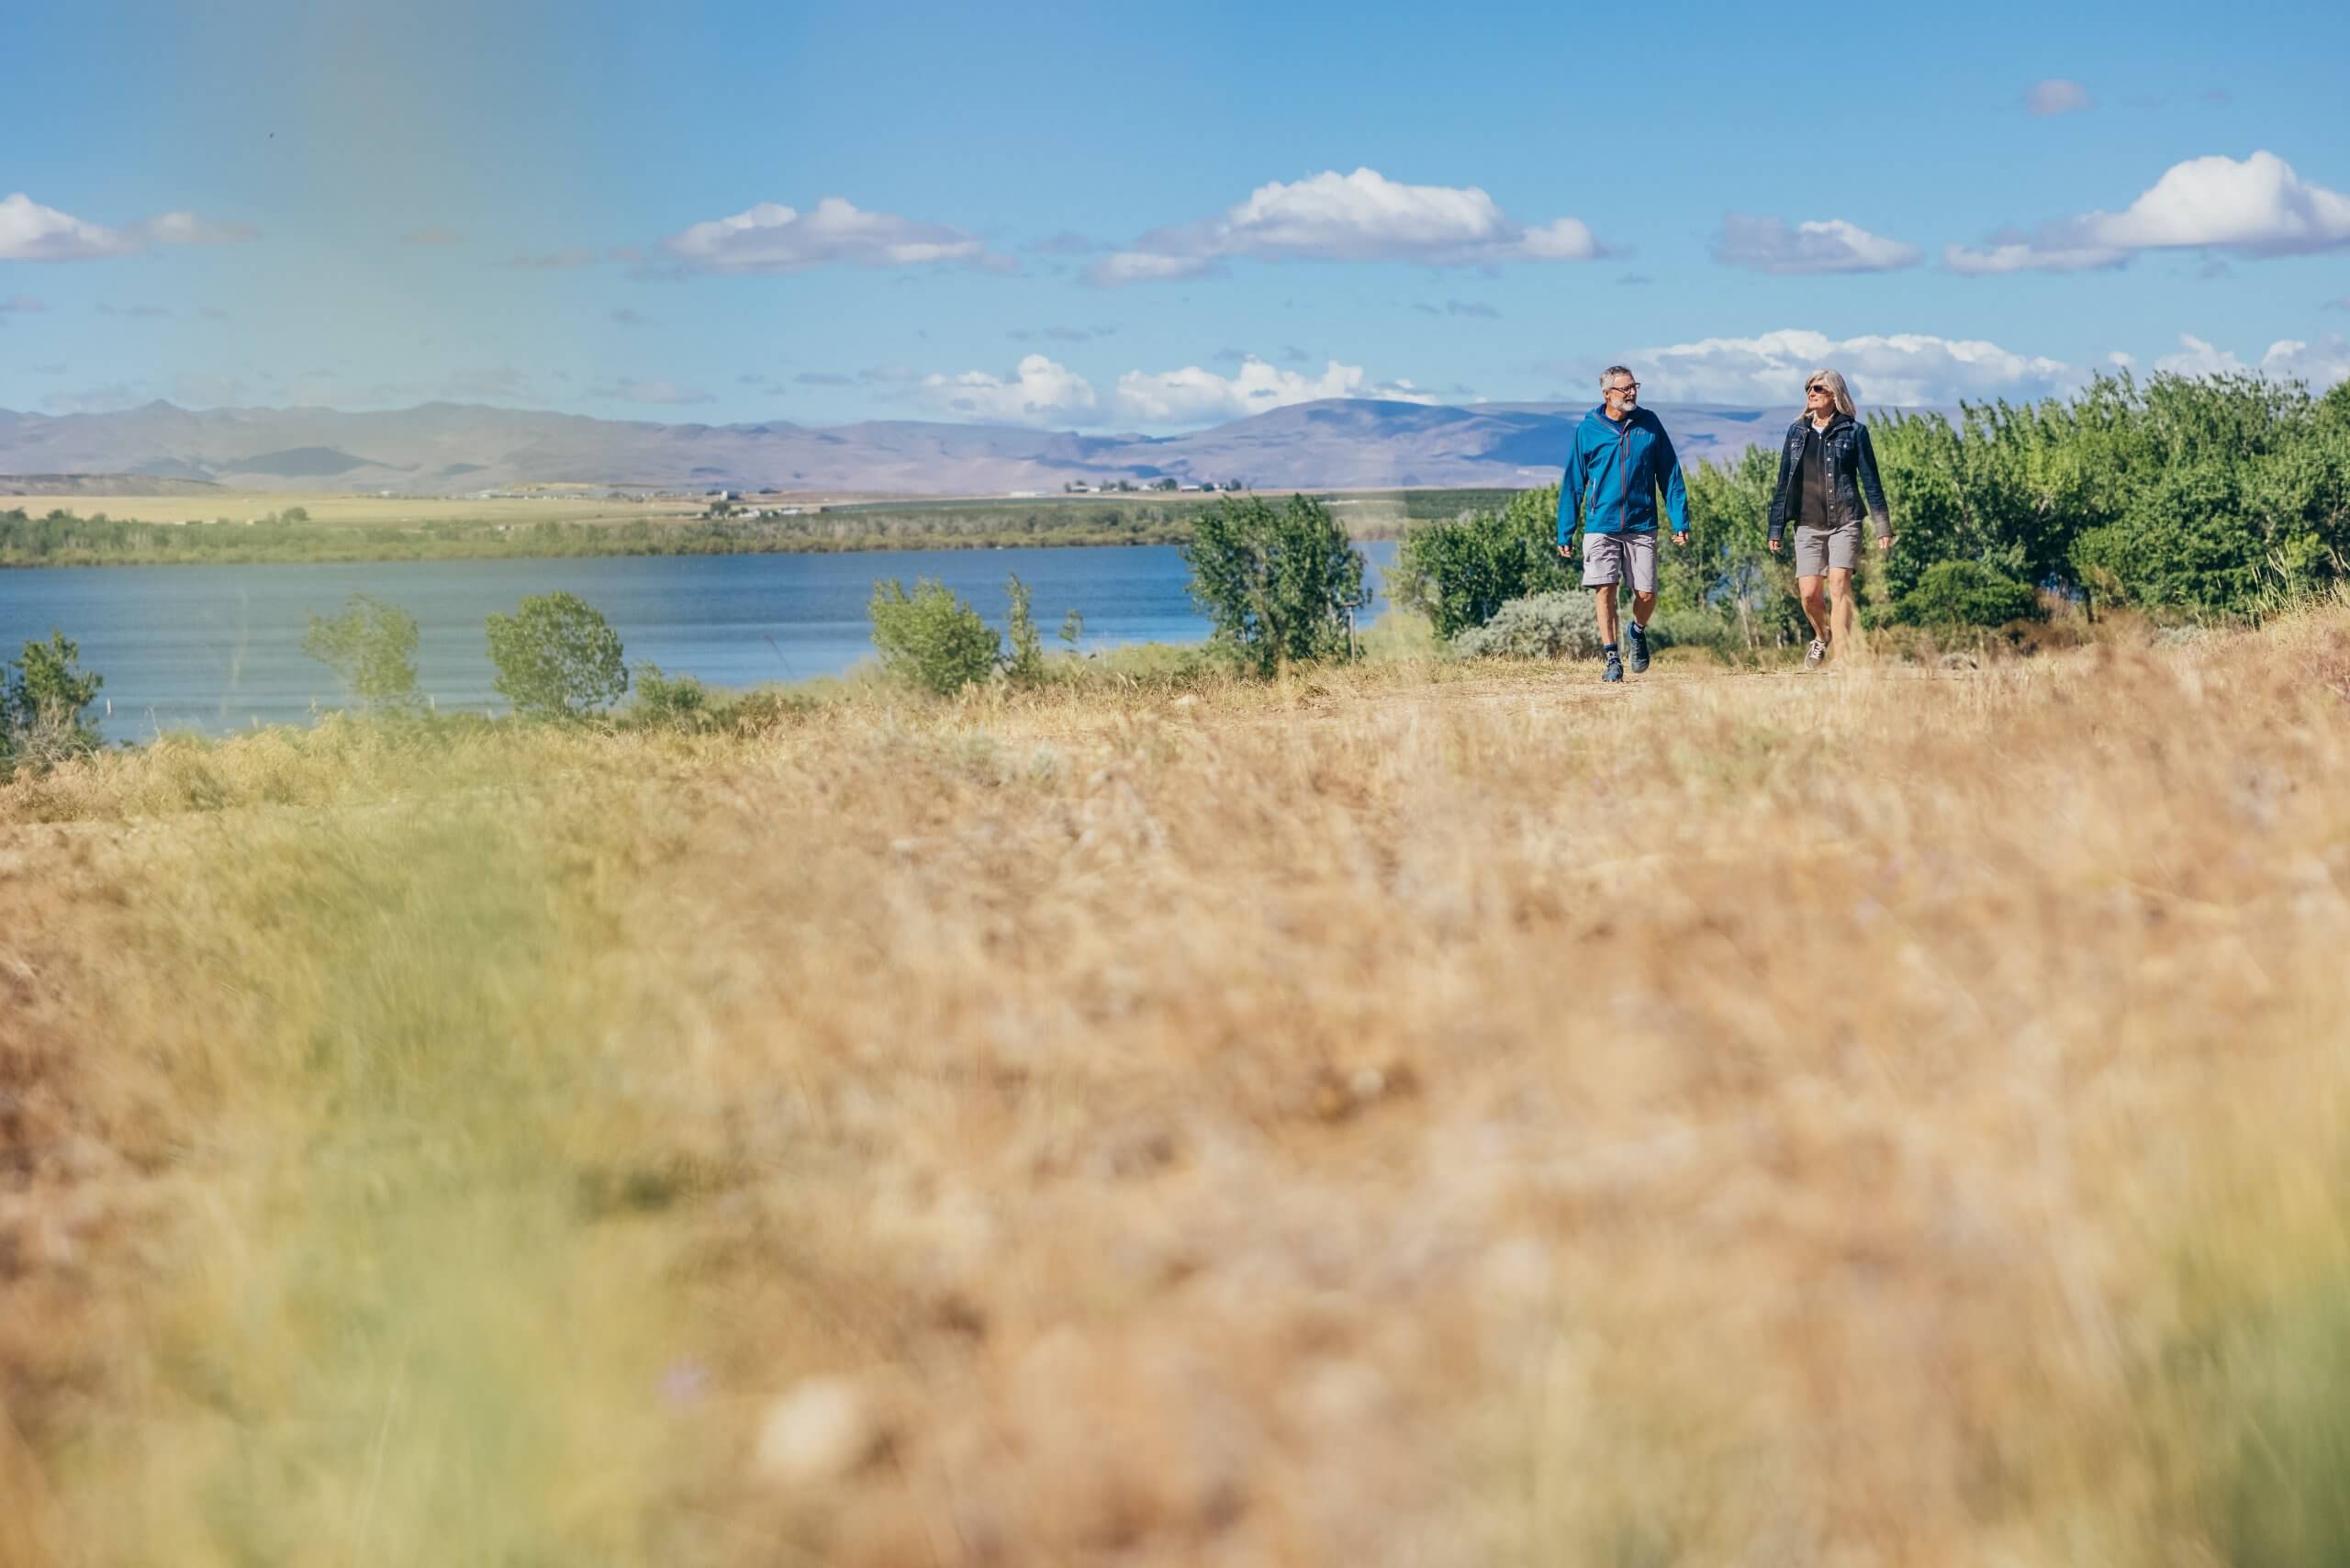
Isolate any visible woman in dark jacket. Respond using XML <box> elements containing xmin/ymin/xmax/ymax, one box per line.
<box><xmin>1765</xmin><ymin>367</ymin><xmax>1894</xmax><ymax>666</ymax></box>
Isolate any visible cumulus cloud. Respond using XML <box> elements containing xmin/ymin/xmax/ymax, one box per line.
<box><xmin>2153</xmin><ymin>331</ymin><xmax>2350</xmax><ymax>387</ymax></box>
<box><xmin>661</xmin><ymin>196</ymin><xmax>990</xmax><ymax>275</ymax></box>
<box><xmin>2023</xmin><ymin>78</ymin><xmax>2094</xmax><ymax>116</ymax></box>
<box><xmin>1948</xmin><ymin>150</ymin><xmax>2350</xmax><ymax>273</ymax></box>
<box><xmin>592</xmin><ymin>377</ymin><xmax>715</xmax><ymax>406</ymax></box>
<box><xmin>1113</xmin><ymin>356</ymin><xmax>1440</xmax><ymax>423</ymax></box>
<box><xmin>1631</xmin><ymin>328</ymin><xmax>2078</xmax><ymax>407</ymax></box>
<box><xmin>1713</xmin><ymin>215</ymin><xmax>1923</xmax><ymax>274</ymax></box>
<box><xmin>915</xmin><ymin>353</ymin><xmax>1101</xmax><ymax>425</ymax></box>
<box><xmin>1088</xmin><ymin>167</ymin><xmax>1607</xmax><ymax>286</ymax></box>
<box><xmin>0</xmin><ymin>193</ymin><xmax>256</xmax><ymax>261</ymax></box>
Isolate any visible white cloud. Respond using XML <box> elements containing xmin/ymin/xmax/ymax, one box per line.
<box><xmin>1</xmin><ymin>194</ymin><xmax>136</xmax><ymax>260</ymax></box>
<box><xmin>916</xmin><ymin>353</ymin><xmax>1101</xmax><ymax>425</ymax></box>
<box><xmin>142</xmin><ymin>210</ymin><xmax>259</xmax><ymax>246</ymax></box>
<box><xmin>1944</xmin><ymin>234</ymin><xmax>2126</xmax><ymax>274</ymax></box>
<box><xmin>1949</xmin><ymin>151</ymin><xmax>2350</xmax><ymax>273</ymax></box>
<box><xmin>662</xmin><ymin>196</ymin><xmax>990</xmax><ymax>275</ymax></box>
<box><xmin>1713</xmin><ymin>215</ymin><xmax>1922</xmax><ymax>274</ymax></box>
<box><xmin>1632</xmin><ymin>329</ymin><xmax>2078</xmax><ymax>407</ymax></box>
<box><xmin>1089</xmin><ymin>167</ymin><xmax>1606</xmax><ymax>286</ymax></box>
<box><xmin>2154</xmin><ymin>332</ymin><xmax>2350</xmax><ymax>387</ymax></box>
<box><xmin>1113</xmin><ymin>356</ymin><xmax>1441</xmax><ymax>423</ymax></box>
<box><xmin>591</xmin><ymin>377</ymin><xmax>714</xmax><ymax>406</ymax></box>
<box><xmin>0</xmin><ymin>195</ymin><xmax>256</xmax><ymax>261</ymax></box>
<box><xmin>2024</xmin><ymin>78</ymin><xmax>2095</xmax><ymax>116</ymax></box>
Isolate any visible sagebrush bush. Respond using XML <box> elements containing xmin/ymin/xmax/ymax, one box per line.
<box><xmin>1450</xmin><ymin>590</ymin><xmax>1605</xmax><ymax>660</ymax></box>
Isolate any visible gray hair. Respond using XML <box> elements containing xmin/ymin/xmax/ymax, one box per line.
<box><xmin>1804</xmin><ymin>367</ymin><xmax>1858</xmax><ymax>420</ymax></box>
<box><xmin>1600</xmin><ymin>364</ymin><xmax>1635</xmax><ymax>390</ymax></box>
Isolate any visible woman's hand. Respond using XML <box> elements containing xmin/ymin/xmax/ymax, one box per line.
<box><xmin>1766</xmin><ymin>537</ymin><xmax>1781</xmax><ymax>554</ymax></box>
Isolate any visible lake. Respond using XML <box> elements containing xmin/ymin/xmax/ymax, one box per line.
<box><xmin>0</xmin><ymin>542</ymin><xmax>1402</xmax><ymax>740</ymax></box>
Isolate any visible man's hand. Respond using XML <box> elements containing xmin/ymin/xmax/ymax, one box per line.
<box><xmin>1671</xmin><ymin>531</ymin><xmax>1690</xmax><ymax>548</ymax></box>
<box><xmin>1556</xmin><ymin>543</ymin><xmax>1574</xmax><ymax>561</ymax></box>
<box><xmin>1766</xmin><ymin>536</ymin><xmax>1781</xmax><ymax>554</ymax></box>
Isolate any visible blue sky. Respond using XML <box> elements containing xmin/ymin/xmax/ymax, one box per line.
<box><xmin>6</xmin><ymin>0</ymin><xmax>2347</xmax><ymax>430</ymax></box>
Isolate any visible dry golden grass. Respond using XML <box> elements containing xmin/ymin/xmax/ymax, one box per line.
<box><xmin>6</xmin><ymin>610</ymin><xmax>2350</xmax><ymax>1566</ymax></box>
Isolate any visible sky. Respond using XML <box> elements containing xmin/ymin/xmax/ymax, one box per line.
<box><xmin>5</xmin><ymin>0</ymin><xmax>2348</xmax><ymax>431</ymax></box>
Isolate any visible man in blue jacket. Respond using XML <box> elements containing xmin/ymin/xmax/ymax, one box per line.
<box><xmin>1556</xmin><ymin>365</ymin><xmax>1689</xmax><ymax>682</ymax></box>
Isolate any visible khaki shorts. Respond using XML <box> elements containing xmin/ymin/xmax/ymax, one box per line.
<box><xmin>1580</xmin><ymin>532</ymin><xmax>1658</xmax><ymax>593</ymax></box>
<box><xmin>1794</xmin><ymin>521</ymin><xmax>1862</xmax><ymax>576</ymax></box>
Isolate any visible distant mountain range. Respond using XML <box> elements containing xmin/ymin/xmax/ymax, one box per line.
<box><xmin>0</xmin><ymin>398</ymin><xmax>1841</xmax><ymax>497</ymax></box>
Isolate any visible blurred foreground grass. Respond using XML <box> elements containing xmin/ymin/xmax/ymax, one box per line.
<box><xmin>6</xmin><ymin>610</ymin><xmax>2350</xmax><ymax>1565</ymax></box>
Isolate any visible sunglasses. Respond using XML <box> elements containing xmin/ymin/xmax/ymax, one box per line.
<box><xmin>1807</xmin><ymin>384</ymin><xmax>1831</xmax><ymax>396</ymax></box>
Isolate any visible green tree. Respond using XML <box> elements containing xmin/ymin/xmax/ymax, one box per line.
<box><xmin>302</xmin><ymin>592</ymin><xmax>421</xmax><ymax>711</ymax></box>
<box><xmin>485</xmin><ymin>592</ymin><xmax>628</xmax><ymax>720</ymax></box>
<box><xmin>1181</xmin><ymin>492</ymin><xmax>1369</xmax><ymax>676</ymax></box>
<box><xmin>2</xmin><ymin>630</ymin><xmax>105</xmax><ymax>767</ymax></box>
<box><xmin>867</xmin><ymin>577</ymin><xmax>1002</xmax><ymax>695</ymax></box>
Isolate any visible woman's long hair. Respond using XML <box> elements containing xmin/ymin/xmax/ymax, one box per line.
<box><xmin>1804</xmin><ymin>367</ymin><xmax>1858</xmax><ymax>420</ymax></box>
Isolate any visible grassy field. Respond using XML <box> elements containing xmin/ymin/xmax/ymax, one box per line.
<box><xmin>6</xmin><ymin>610</ymin><xmax>2350</xmax><ymax>1565</ymax></box>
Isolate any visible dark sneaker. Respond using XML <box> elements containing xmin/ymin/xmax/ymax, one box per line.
<box><xmin>1603</xmin><ymin>651</ymin><xmax>1624</xmax><ymax>683</ymax></box>
<box><xmin>1625</xmin><ymin>619</ymin><xmax>1651</xmax><ymax>673</ymax></box>
<box><xmin>1805</xmin><ymin>637</ymin><xmax>1828</xmax><ymax>668</ymax></box>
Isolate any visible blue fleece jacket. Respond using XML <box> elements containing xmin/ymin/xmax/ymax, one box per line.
<box><xmin>1555</xmin><ymin>405</ymin><xmax>1690</xmax><ymax>543</ymax></box>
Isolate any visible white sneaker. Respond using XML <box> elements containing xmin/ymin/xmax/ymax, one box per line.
<box><xmin>1805</xmin><ymin>638</ymin><xmax>1828</xmax><ymax>667</ymax></box>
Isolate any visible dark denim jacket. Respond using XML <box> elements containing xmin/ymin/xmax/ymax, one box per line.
<box><xmin>1765</xmin><ymin>413</ymin><xmax>1890</xmax><ymax>543</ymax></box>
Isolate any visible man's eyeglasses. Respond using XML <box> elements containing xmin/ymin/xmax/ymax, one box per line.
<box><xmin>1609</xmin><ymin>382</ymin><xmax>1641</xmax><ymax>395</ymax></box>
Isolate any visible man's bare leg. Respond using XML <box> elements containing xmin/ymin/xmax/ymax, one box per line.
<box><xmin>1594</xmin><ymin>582</ymin><xmax>1619</xmax><ymax>647</ymax></box>
<box><xmin>1628</xmin><ymin>588</ymin><xmax>1656</xmax><ymax>633</ymax></box>
<box><xmin>1826</xmin><ymin>566</ymin><xmax>1859</xmax><ymax>657</ymax></box>
<box><xmin>1797</xmin><ymin>574</ymin><xmax>1830</xmax><ymax>644</ymax></box>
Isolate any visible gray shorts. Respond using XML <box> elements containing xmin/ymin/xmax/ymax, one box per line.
<box><xmin>1580</xmin><ymin>532</ymin><xmax>1658</xmax><ymax>593</ymax></box>
<box><xmin>1794</xmin><ymin>521</ymin><xmax>1862</xmax><ymax>576</ymax></box>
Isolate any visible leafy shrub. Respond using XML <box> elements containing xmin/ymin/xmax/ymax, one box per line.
<box><xmin>302</xmin><ymin>593</ymin><xmax>421</xmax><ymax>711</ymax></box>
<box><xmin>2</xmin><ymin>630</ymin><xmax>106</xmax><ymax>768</ymax></box>
<box><xmin>868</xmin><ymin>577</ymin><xmax>1002</xmax><ymax>695</ymax></box>
<box><xmin>1181</xmin><ymin>493</ymin><xmax>1369</xmax><ymax>677</ymax></box>
<box><xmin>1393</xmin><ymin>485</ymin><xmax>1570</xmax><ymax>639</ymax></box>
<box><xmin>1893</xmin><ymin>561</ymin><xmax>2042</xmax><ymax>628</ymax></box>
<box><xmin>485</xmin><ymin>592</ymin><xmax>629</xmax><ymax>720</ymax></box>
<box><xmin>1451</xmin><ymin>591</ymin><xmax>1606</xmax><ymax>661</ymax></box>
<box><xmin>627</xmin><ymin>663</ymin><xmax>711</xmax><ymax>730</ymax></box>
<box><xmin>1004</xmin><ymin>574</ymin><xmax>1046</xmax><ymax>688</ymax></box>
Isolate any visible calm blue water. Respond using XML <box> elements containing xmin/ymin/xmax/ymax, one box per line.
<box><xmin>0</xmin><ymin>543</ymin><xmax>1401</xmax><ymax>740</ymax></box>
